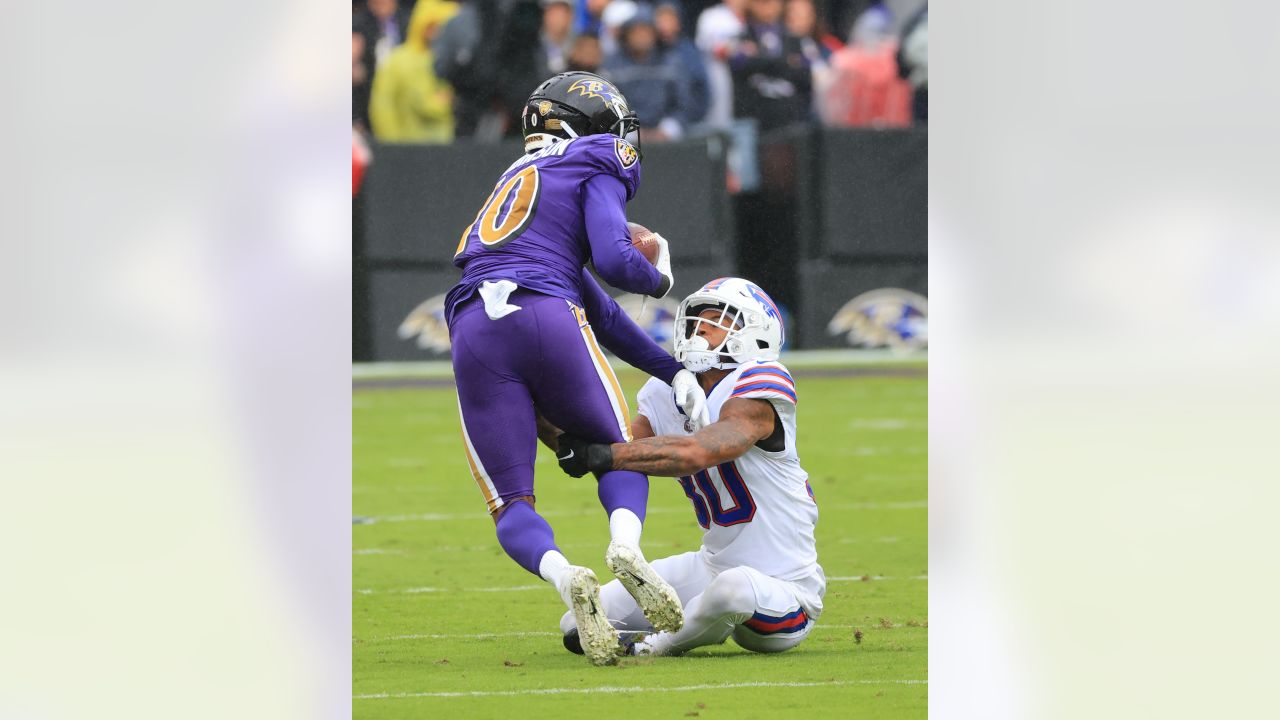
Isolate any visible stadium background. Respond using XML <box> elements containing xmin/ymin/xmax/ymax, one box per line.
<box><xmin>352</xmin><ymin>0</ymin><xmax>927</xmax><ymax>362</ymax></box>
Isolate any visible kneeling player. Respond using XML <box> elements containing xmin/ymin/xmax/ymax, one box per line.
<box><xmin>555</xmin><ymin>278</ymin><xmax>825</xmax><ymax>657</ymax></box>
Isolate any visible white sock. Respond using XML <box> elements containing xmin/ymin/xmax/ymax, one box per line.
<box><xmin>608</xmin><ymin>508</ymin><xmax>643</xmax><ymax>549</ymax></box>
<box><xmin>538</xmin><ymin>550</ymin><xmax>572</xmax><ymax>605</ymax></box>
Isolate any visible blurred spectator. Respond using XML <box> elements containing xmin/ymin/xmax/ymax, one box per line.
<box><xmin>602</xmin><ymin>8</ymin><xmax>696</xmax><ymax>141</ymax></box>
<box><xmin>540</xmin><ymin>0</ymin><xmax>576</xmax><ymax>75</ymax></box>
<box><xmin>896</xmin><ymin>5</ymin><xmax>926</xmax><ymax>123</ymax></box>
<box><xmin>729</xmin><ymin>0</ymin><xmax>813</xmax><ymax>132</ymax></box>
<box><xmin>655</xmin><ymin>1</ymin><xmax>710</xmax><ymax>126</ymax></box>
<box><xmin>821</xmin><ymin>3</ymin><xmax>911</xmax><ymax>127</ymax></box>
<box><xmin>436</xmin><ymin>0</ymin><xmax>545</xmax><ymax>139</ymax></box>
<box><xmin>369</xmin><ymin>1</ymin><xmax>460</xmax><ymax>143</ymax></box>
<box><xmin>784</xmin><ymin>0</ymin><xmax>838</xmax><ymax>119</ymax></box>
<box><xmin>600</xmin><ymin>0</ymin><xmax>640</xmax><ymax>56</ymax></box>
<box><xmin>695</xmin><ymin>0</ymin><xmax>747</xmax><ymax>130</ymax></box>
<box><xmin>785</xmin><ymin>0</ymin><xmax>840</xmax><ymax>59</ymax></box>
<box><xmin>352</xmin><ymin>27</ymin><xmax>372</xmax><ymax>132</ymax></box>
<box><xmin>575</xmin><ymin>0</ymin><xmax>612</xmax><ymax>36</ymax></box>
<box><xmin>567</xmin><ymin>33</ymin><xmax>605</xmax><ymax>72</ymax></box>
<box><xmin>354</xmin><ymin>0</ymin><xmax>412</xmax><ymax>68</ymax></box>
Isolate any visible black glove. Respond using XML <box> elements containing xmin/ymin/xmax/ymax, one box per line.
<box><xmin>556</xmin><ymin>433</ymin><xmax>613</xmax><ymax>478</ymax></box>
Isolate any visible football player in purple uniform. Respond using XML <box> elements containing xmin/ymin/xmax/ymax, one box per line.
<box><xmin>446</xmin><ymin>71</ymin><xmax>710</xmax><ymax>666</ymax></box>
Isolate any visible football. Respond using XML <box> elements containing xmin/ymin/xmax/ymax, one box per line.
<box><xmin>628</xmin><ymin>222</ymin><xmax>661</xmax><ymax>264</ymax></box>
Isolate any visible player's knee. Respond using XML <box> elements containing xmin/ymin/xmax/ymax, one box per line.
<box><xmin>702</xmin><ymin>567</ymin><xmax>757</xmax><ymax>617</ymax></box>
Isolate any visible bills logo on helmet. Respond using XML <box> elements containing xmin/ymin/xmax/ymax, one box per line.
<box><xmin>827</xmin><ymin>288</ymin><xmax>928</xmax><ymax>351</ymax></box>
<box><xmin>614</xmin><ymin>138</ymin><xmax>638</xmax><ymax>168</ymax></box>
<box><xmin>398</xmin><ymin>294</ymin><xmax>452</xmax><ymax>354</ymax></box>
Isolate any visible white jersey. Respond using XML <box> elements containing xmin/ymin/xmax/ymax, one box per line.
<box><xmin>636</xmin><ymin>360</ymin><xmax>825</xmax><ymax>612</ymax></box>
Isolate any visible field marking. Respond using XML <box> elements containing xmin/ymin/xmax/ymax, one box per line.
<box><xmin>354</xmin><ymin>679</ymin><xmax>927</xmax><ymax>700</ymax></box>
<box><xmin>356</xmin><ymin>574</ymin><xmax>925</xmax><ymax>596</ymax></box>
<box><xmin>357</xmin><ymin>500</ymin><xmax>926</xmax><ymax>524</ymax></box>
<box><xmin>827</xmin><ymin>575</ymin><xmax>928</xmax><ymax>582</ymax></box>
<box><xmin>356</xmin><ymin>585</ymin><xmax>545</xmax><ymax>595</ymax></box>
<box><xmin>352</xmin><ymin>350</ymin><xmax>926</xmax><ymax>381</ymax></box>
<box><xmin>365</xmin><ymin>631</ymin><xmax>561</xmax><ymax>642</ymax></box>
<box><xmin>361</xmin><ymin>624</ymin><xmax>924</xmax><ymax>643</ymax></box>
<box><xmin>354</xmin><ymin>548</ymin><xmax>404</xmax><ymax>555</ymax></box>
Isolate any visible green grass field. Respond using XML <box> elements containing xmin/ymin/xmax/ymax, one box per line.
<box><xmin>353</xmin><ymin>360</ymin><xmax>927</xmax><ymax>719</ymax></box>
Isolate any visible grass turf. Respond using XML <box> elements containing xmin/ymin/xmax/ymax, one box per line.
<box><xmin>353</xmin><ymin>363</ymin><xmax>927</xmax><ymax>719</ymax></box>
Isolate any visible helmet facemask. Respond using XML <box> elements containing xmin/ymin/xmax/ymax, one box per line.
<box><xmin>673</xmin><ymin>302</ymin><xmax>751</xmax><ymax>373</ymax></box>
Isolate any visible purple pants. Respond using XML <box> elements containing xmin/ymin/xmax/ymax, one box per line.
<box><xmin>450</xmin><ymin>288</ymin><xmax>643</xmax><ymax>517</ymax></box>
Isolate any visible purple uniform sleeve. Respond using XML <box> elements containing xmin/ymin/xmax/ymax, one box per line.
<box><xmin>582</xmin><ymin>174</ymin><xmax>670</xmax><ymax>298</ymax></box>
<box><xmin>580</xmin><ymin>269</ymin><xmax>683</xmax><ymax>384</ymax></box>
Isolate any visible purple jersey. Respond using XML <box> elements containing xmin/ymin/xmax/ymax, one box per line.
<box><xmin>445</xmin><ymin>134</ymin><xmax>664</xmax><ymax>322</ymax></box>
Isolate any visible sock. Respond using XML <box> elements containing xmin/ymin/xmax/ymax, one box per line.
<box><xmin>608</xmin><ymin>508</ymin><xmax>643</xmax><ymax>549</ymax></box>
<box><xmin>538</xmin><ymin>550</ymin><xmax>573</xmax><ymax>605</ymax></box>
<box><xmin>495</xmin><ymin>500</ymin><xmax>559</xmax><ymax>577</ymax></box>
<box><xmin>597</xmin><ymin>470</ymin><xmax>648</xmax><ymax>523</ymax></box>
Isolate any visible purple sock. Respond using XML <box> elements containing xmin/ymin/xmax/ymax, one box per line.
<box><xmin>596</xmin><ymin>470</ymin><xmax>649</xmax><ymax>522</ymax></box>
<box><xmin>495</xmin><ymin>500</ymin><xmax>560</xmax><ymax>577</ymax></box>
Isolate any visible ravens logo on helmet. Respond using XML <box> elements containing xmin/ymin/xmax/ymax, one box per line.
<box><xmin>522</xmin><ymin>72</ymin><xmax>642</xmax><ymax>160</ymax></box>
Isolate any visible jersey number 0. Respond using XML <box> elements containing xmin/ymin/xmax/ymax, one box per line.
<box><xmin>454</xmin><ymin>165</ymin><xmax>543</xmax><ymax>255</ymax></box>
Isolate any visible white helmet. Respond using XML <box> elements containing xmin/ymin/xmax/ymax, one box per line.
<box><xmin>672</xmin><ymin>277</ymin><xmax>785</xmax><ymax>373</ymax></box>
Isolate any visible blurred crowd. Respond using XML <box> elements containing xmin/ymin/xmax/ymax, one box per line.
<box><xmin>353</xmin><ymin>0</ymin><xmax>927</xmax><ymax>144</ymax></box>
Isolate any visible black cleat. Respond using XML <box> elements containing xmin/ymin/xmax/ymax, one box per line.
<box><xmin>563</xmin><ymin>628</ymin><xmax>584</xmax><ymax>655</ymax></box>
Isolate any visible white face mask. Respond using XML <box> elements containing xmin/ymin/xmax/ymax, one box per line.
<box><xmin>680</xmin><ymin>335</ymin><xmax>720</xmax><ymax>373</ymax></box>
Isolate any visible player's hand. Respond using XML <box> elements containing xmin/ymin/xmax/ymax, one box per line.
<box><xmin>556</xmin><ymin>433</ymin><xmax>592</xmax><ymax>478</ymax></box>
<box><xmin>650</xmin><ymin>233</ymin><xmax>673</xmax><ymax>299</ymax></box>
<box><xmin>672</xmin><ymin>370</ymin><xmax>711</xmax><ymax>432</ymax></box>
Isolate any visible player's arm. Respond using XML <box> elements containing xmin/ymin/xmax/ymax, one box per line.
<box><xmin>559</xmin><ymin>398</ymin><xmax>776</xmax><ymax>478</ymax></box>
<box><xmin>536</xmin><ymin>410</ymin><xmax>655</xmax><ymax>452</ymax></box>
<box><xmin>580</xmin><ymin>269</ymin><xmax>683</xmax><ymax>384</ymax></box>
<box><xmin>582</xmin><ymin>174</ymin><xmax>671</xmax><ymax>298</ymax></box>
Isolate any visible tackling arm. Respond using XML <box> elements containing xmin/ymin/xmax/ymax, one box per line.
<box><xmin>559</xmin><ymin>398</ymin><xmax>776</xmax><ymax>478</ymax></box>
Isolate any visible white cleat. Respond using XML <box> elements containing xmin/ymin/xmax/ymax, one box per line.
<box><xmin>567</xmin><ymin>566</ymin><xmax>618</xmax><ymax>666</ymax></box>
<box><xmin>606</xmin><ymin>541</ymin><xmax>684</xmax><ymax>634</ymax></box>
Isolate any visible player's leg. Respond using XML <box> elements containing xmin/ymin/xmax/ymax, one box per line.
<box><xmin>635</xmin><ymin>566</ymin><xmax>815</xmax><ymax>656</ymax></box>
<box><xmin>560</xmin><ymin>551</ymin><xmax>714</xmax><ymax>654</ymax></box>
<box><xmin>531</xmin><ymin>299</ymin><xmax>683</xmax><ymax>633</ymax></box>
<box><xmin>451</xmin><ymin>299</ymin><xmax>616</xmax><ymax>665</ymax></box>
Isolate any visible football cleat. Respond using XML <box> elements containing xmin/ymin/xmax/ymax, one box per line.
<box><xmin>562</xmin><ymin>629</ymin><xmax>647</xmax><ymax>658</ymax></box>
<box><xmin>567</xmin><ymin>566</ymin><xmax>618</xmax><ymax>666</ymax></box>
<box><xmin>606</xmin><ymin>541</ymin><xmax>684</xmax><ymax>634</ymax></box>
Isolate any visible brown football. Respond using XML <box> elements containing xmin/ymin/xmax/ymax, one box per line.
<box><xmin>627</xmin><ymin>222</ymin><xmax>660</xmax><ymax>264</ymax></box>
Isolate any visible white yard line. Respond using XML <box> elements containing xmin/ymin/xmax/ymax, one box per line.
<box><xmin>827</xmin><ymin>575</ymin><xmax>929</xmax><ymax>581</ymax></box>
<box><xmin>355</xmin><ymin>573</ymin><xmax>926</xmax><ymax>591</ymax></box>
<box><xmin>357</xmin><ymin>500</ymin><xmax>926</xmax><ymax>524</ymax></box>
<box><xmin>356</xmin><ymin>585</ymin><xmax>545</xmax><ymax>595</ymax></box>
<box><xmin>352</xmin><ymin>349</ymin><xmax>926</xmax><ymax>381</ymax></box>
<box><xmin>355</xmin><ymin>679</ymin><xmax>927</xmax><ymax>700</ymax></box>
<box><xmin>370</xmin><ymin>631</ymin><xmax>561</xmax><ymax>641</ymax></box>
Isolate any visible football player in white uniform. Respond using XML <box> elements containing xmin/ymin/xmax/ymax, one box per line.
<box><xmin>554</xmin><ymin>277</ymin><xmax>825</xmax><ymax>657</ymax></box>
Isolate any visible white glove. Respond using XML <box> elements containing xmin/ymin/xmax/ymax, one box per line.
<box><xmin>671</xmin><ymin>369</ymin><xmax>710</xmax><ymax>432</ymax></box>
<box><xmin>650</xmin><ymin>233</ymin><xmax>673</xmax><ymax>299</ymax></box>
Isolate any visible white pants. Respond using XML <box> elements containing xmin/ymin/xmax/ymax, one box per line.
<box><xmin>560</xmin><ymin>551</ymin><xmax>821</xmax><ymax>655</ymax></box>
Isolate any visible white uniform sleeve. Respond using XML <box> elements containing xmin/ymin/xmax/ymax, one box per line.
<box><xmin>635</xmin><ymin>378</ymin><xmax>670</xmax><ymax>435</ymax></box>
<box><xmin>728</xmin><ymin>362</ymin><xmax>797</xmax><ymax>407</ymax></box>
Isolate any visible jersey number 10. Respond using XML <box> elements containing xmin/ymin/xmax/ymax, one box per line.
<box><xmin>454</xmin><ymin>165</ymin><xmax>543</xmax><ymax>255</ymax></box>
<box><xmin>678</xmin><ymin>461</ymin><xmax>757</xmax><ymax>529</ymax></box>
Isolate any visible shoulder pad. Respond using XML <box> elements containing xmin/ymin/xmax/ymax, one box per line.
<box><xmin>568</xmin><ymin>135</ymin><xmax>641</xmax><ymax>200</ymax></box>
<box><xmin>730</xmin><ymin>362</ymin><xmax>797</xmax><ymax>405</ymax></box>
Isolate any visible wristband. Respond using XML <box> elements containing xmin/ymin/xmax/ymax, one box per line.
<box><xmin>586</xmin><ymin>443</ymin><xmax>614</xmax><ymax>474</ymax></box>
